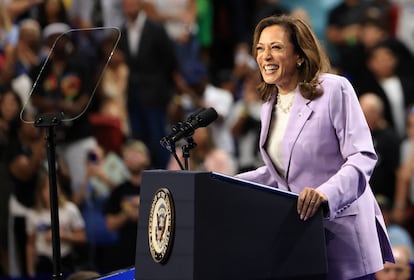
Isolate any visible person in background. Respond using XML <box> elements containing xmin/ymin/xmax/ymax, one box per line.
<box><xmin>359</xmin><ymin>92</ymin><xmax>401</xmax><ymax>206</ymax></box>
<box><xmin>356</xmin><ymin>17</ymin><xmax>414</xmax><ymax>79</ymax></box>
<box><xmin>33</xmin><ymin>0</ymin><xmax>70</xmax><ymax>30</ymax></box>
<box><xmin>0</xmin><ymin>1</ymin><xmax>19</xmax><ymax>77</ymax></box>
<box><xmin>5</xmin><ymin>0</ymin><xmax>43</xmax><ymax>23</ymax></box>
<box><xmin>25</xmin><ymin>168</ymin><xmax>86</xmax><ymax>278</ymax></box>
<box><xmin>7</xmin><ymin>110</ymin><xmax>46</xmax><ymax>277</ymax></box>
<box><xmin>73</xmin><ymin>144</ymin><xmax>128</xmax><ymax>272</ymax></box>
<box><xmin>118</xmin><ymin>0</ymin><xmax>181</xmax><ymax>169</ymax></box>
<box><xmin>1</xmin><ymin>19</ymin><xmax>41</xmax><ymax>115</ymax></box>
<box><xmin>236</xmin><ymin>15</ymin><xmax>393</xmax><ymax>279</ymax></box>
<box><xmin>103</xmin><ymin>140</ymin><xmax>150</xmax><ymax>273</ymax></box>
<box><xmin>375</xmin><ymin>245</ymin><xmax>412</xmax><ymax>280</ymax></box>
<box><xmin>96</xmin><ymin>34</ymin><xmax>130</xmax><ymax>138</ymax></box>
<box><xmin>179</xmin><ymin>61</ymin><xmax>235</xmax><ymax>156</ymax></box>
<box><xmin>68</xmin><ymin>0</ymin><xmax>124</xmax><ymax>29</ymax></box>
<box><xmin>325</xmin><ymin>0</ymin><xmax>369</xmax><ymax>72</ymax></box>
<box><xmin>228</xmin><ymin>69</ymin><xmax>263</xmax><ymax>173</ymax></box>
<box><xmin>394</xmin><ymin>0</ymin><xmax>414</xmax><ymax>56</ymax></box>
<box><xmin>195</xmin><ymin>0</ymin><xmax>213</xmax><ymax>66</ymax></box>
<box><xmin>166</xmin><ymin>126</ymin><xmax>237</xmax><ymax>175</ymax></box>
<box><xmin>393</xmin><ymin>106</ymin><xmax>414</xmax><ymax>237</ymax></box>
<box><xmin>253</xmin><ymin>0</ymin><xmax>289</xmax><ymax>27</ymax></box>
<box><xmin>376</xmin><ymin>194</ymin><xmax>414</xmax><ymax>262</ymax></box>
<box><xmin>0</xmin><ymin>88</ymin><xmax>22</xmax><ymax>276</ymax></box>
<box><xmin>203</xmin><ymin>148</ymin><xmax>237</xmax><ymax>176</ymax></box>
<box><xmin>144</xmin><ymin>0</ymin><xmax>200</xmax><ymax>81</ymax></box>
<box><xmin>353</xmin><ymin>41</ymin><xmax>414</xmax><ymax>140</ymax></box>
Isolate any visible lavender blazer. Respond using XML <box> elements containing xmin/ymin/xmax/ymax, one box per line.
<box><xmin>237</xmin><ymin>73</ymin><xmax>394</xmax><ymax>279</ymax></box>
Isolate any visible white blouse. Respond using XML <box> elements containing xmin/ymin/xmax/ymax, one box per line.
<box><xmin>267</xmin><ymin>91</ymin><xmax>295</xmax><ymax>178</ymax></box>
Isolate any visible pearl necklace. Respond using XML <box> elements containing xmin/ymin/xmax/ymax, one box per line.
<box><xmin>276</xmin><ymin>93</ymin><xmax>295</xmax><ymax>114</ymax></box>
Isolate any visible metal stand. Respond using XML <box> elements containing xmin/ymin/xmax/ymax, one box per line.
<box><xmin>161</xmin><ymin>134</ymin><xmax>197</xmax><ymax>171</ymax></box>
<box><xmin>34</xmin><ymin>112</ymin><xmax>64</xmax><ymax>280</ymax></box>
<box><xmin>160</xmin><ymin>109</ymin><xmax>208</xmax><ymax>171</ymax></box>
<box><xmin>181</xmin><ymin>137</ymin><xmax>196</xmax><ymax>171</ymax></box>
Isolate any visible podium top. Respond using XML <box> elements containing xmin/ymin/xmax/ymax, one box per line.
<box><xmin>211</xmin><ymin>171</ymin><xmax>298</xmax><ymax>199</ymax></box>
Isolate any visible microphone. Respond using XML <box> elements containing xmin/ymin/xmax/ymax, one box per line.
<box><xmin>160</xmin><ymin>107</ymin><xmax>218</xmax><ymax>151</ymax></box>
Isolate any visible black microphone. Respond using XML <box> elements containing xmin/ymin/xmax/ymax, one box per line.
<box><xmin>160</xmin><ymin>107</ymin><xmax>218</xmax><ymax>150</ymax></box>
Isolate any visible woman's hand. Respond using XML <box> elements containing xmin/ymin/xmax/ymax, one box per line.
<box><xmin>297</xmin><ymin>187</ymin><xmax>328</xmax><ymax>221</ymax></box>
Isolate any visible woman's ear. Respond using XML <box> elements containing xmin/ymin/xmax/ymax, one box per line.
<box><xmin>296</xmin><ymin>57</ymin><xmax>305</xmax><ymax>68</ymax></box>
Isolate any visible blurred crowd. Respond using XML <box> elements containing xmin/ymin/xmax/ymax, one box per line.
<box><xmin>1</xmin><ymin>0</ymin><xmax>414</xmax><ymax>279</ymax></box>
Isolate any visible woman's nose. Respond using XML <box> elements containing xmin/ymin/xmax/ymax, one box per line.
<box><xmin>263</xmin><ymin>48</ymin><xmax>272</xmax><ymax>59</ymax></box>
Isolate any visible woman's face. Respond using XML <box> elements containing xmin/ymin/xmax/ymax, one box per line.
<box><xmin>0</xmin><ymin>92</ymin><xmax>20</xmax><ymax>121</ymax></box>
<box><xmin>45</xmin><ymin>0</ymin><xmax>61</xmax><ymax>16</ymax></box>
<box><xmin>256</xmin><ymin>25</ymin><xmax>301</xmax><ymax>94</ymax></box>
<box><xmin>367</xmin><ymin>47</ymin><xmax>397</xmax><ymax>79</ymax></box>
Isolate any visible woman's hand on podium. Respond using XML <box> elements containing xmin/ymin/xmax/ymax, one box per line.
<box><xmin>297</xmin><ymin>187</ymin><xmax>328</xmax><ymax>221</ymax></box>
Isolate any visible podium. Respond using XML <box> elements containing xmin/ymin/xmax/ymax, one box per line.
<box><xmin>135</xmin><ymin>170</ymin><xmax>327</xmax><ymax>280</ymax></box>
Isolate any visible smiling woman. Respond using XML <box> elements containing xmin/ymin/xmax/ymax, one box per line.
<box><xmin>252</xmin><ymin>15</ymin><xmax>330</xmax><ymax>102</ymax></box>
<box><xmin>236</xmin><ymin>14</ymin><xmax>394</xmax><ymax>280</ymax></box>
<box><xmin>255</xmin><ymin>24</ymin><xmax>303</xmax><ymax>95</ymax></box>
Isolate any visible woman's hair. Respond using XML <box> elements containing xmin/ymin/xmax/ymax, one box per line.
<box><xmin>122</xmin><ymin>139</ymin><xmax>150</xmax><ymax>157</ymax></box>
<box><xmin>0</xmin><ymin>87</ymin><xmax>23</xmax><ymax>118</ymax></box>
<box><xmin>36</xmin><ymin>0</ymin><xmax>69</xmax><ymax>29</ymax></box>
<box><xmin>252</xmin><ymin>14</ymin><xmax>331</xmax><ymax>102</ymax></box>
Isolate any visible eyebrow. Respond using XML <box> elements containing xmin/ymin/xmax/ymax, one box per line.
<box><xmin>257</xmin><ymin>41</ymin><xmax>283</xmax><ymax>45</ymax></box>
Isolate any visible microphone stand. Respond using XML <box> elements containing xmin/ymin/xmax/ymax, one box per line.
<box><xmin>161</xmin><ymin>134</ymin><xmax>197</xmax><ymax>171</ymax></box>
<box><xmin>170</xmin><ymin>143</ymin><xmax>185</xmax><ymax>171</ymax></box>
<box><xmin>34</xmin><ymin>112</ymin><xmax>64</xmax><ymax>280</ymax></box>
<box><xmin>181</xmin><ymin>136</ymin><xmax>197</xmax><ymax>171</ymax></box>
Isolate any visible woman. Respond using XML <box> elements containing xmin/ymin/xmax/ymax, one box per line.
<box><xmin>393</xmin><ymin>106</ymin><xmax>414</xmax><ymax>233</ymax></box>
<box><xmin>0</xmin><ymin>88</ymin><xmax>22</xmax><ymax>276</ymax></box>
<box><xmin>26</xmin><ymin>168</ymin><xmax>86</xmax><ymax>277</ymax></box>
<box><xmin>353</xmin><ymin>41</ymin><xmax>414</xmax><ymax>140</ymax></box>
<box><xmin>236</xmin><ymin>15</ymin><xmax>394</xmax><ymax>279</ymax></box>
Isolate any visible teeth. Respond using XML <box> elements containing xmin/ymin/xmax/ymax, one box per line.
<box><xmin>264</xmin><ymin>65</ymin><xmax>278</xmax><ymax>72</ymax></box>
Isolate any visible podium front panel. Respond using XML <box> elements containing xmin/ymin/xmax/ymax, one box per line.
<box><xmin>135</xmin><ymin>171</ymin><xmax>327</xmax><ymax>280</ymax></box>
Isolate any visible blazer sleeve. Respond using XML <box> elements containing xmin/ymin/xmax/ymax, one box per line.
<box><xmin>236</xmin><ymin>166</ymin><xmax>279</xmax><ymax>188</ymax></box>
<box><xmin>317</xmin><ymin>76</ymin><xmax>378</xmax><ymax>220</ymax></box>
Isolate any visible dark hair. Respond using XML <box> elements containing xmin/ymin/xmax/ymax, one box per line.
<box><xmin>360</xmin><ymin>16</ymin><xmax>389</xmax><ymax>33</ymax></box>
<box><xmin>0</xmin><ymin>87</ymin><xmax>23</xmax><ymax>117</ymax></box>
<box><xmin>36</xmin><ymin>0</ymin><xmax>69</xmax><ymax>29</ymax></box>
<box><xmin>252</xmin><ymin>15</ymin><xmax>331</xmax><ymax>102</ymax></box>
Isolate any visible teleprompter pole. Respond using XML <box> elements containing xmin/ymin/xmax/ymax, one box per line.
<box><xmin>34</xmin><ymin>113</ymin><xmax>64</xmax><ymax>280</ymax></box>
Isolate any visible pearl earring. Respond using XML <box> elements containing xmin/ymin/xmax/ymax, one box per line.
<box><xmin>296</xmin><ymin>62</ymin><xmax>302</xmax><ymax>68</ymax></box>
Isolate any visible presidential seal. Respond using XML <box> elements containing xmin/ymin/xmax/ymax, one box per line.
<box><xmin>148</xmin><ymin>188</ymin><xmax>175</xmax><ymax>263</ymax></box>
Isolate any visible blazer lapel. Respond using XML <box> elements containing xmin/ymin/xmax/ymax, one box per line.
<box><xmin>283</xmin><ymin>90</ymin><xmax>312</xmax><ymax>181</ymax></box>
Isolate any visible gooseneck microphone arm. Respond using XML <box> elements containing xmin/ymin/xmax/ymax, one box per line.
<box><xmin>160</xmin><ymin>107</ymin><xmax>218</xmax><ymax>170</ymax></box>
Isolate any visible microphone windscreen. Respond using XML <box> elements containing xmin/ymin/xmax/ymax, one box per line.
<box><xmin>198</xmin><ymin>107</ymin><xmax>218</xmax><ymax>127</ymax></box>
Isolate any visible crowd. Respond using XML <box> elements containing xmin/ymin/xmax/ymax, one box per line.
<box><xmin>0</xmin><ymin>0</ymin><xmax>414</xmax><ymax>279</ymax></box>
